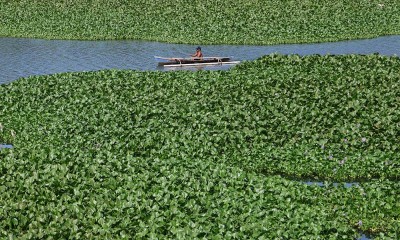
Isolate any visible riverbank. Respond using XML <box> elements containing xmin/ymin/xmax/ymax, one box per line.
<box><xmin>1</xmin><ymin>1</ymin><xmax>400</xmax><ymax>44</ymax></box>
<box><xmin>1</xmin><ymin>54</ymin><xmax>399</xmax><ymax>238</ymax></box>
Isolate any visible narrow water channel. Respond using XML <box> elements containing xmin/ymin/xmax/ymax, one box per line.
<box><xmin>304</xmin><ymin>181</ymin><xmax>359</xmax><ymax>188</ymax></box>
<box><xmin>0</xmin><ymin>144</ymin><xmax>13</xmax><ymax>149</ymax></box>
<box><xmin>1</xmin><ymin>35</ymin><xmax>400</xmax><ymax>84</ymax></box>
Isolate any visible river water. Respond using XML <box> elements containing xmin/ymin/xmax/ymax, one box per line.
<box><xmin>1</xmin><ymin>35</ymin><xmax>400</xmax><ymax>84</ymax></box>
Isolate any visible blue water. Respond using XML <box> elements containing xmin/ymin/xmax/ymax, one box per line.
<box><xmin>304</xmin><ymin>181</ymin><xmax>359</xmax><ymax>188</ymax></box>
<box><xmin>359</xmin><ymin>234</ymin><xmax>372</xmax><ymax>240</ymax></box>
<box><xmin>0</xmin><ymin>144</ymin><xmax>13</xmax><ymax>149</ymax></box>
<box><xmin>1</xmin><ymin>35</ymin><xmax>400</xmax><ymax>84</ymax></box>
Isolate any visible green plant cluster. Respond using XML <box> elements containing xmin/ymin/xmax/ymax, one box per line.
<box><xmin>1</xmin><ymin>0</ymin><xmax>400</xmax><ymax>44</ymax></box>
<box><xmin>1</xmin><ymin>54</ymin><xmax>399</xmax><ymax>238</ymax></box>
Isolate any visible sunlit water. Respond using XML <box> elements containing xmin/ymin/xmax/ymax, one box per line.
<box><xmin>1</xmin><ymin>35</ymin><xmax>400</xmax><ymax>84</ymax></box>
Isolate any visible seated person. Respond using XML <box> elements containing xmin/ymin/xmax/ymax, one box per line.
<box><xmin>191</xmin><ymin>46</ymin><xmax>203</xmax><ymax>59</ymax></box>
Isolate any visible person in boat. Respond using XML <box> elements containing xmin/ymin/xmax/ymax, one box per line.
<box><xmin>191</xmin><ymin>46</ymin><xmax>203</xmax><ymax>59</ymax></box>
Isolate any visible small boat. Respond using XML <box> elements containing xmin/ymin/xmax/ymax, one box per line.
<box><xmin>155</xmin><ymin>56</ymin><xmax>240</xmax><ymax>67</ymax></box>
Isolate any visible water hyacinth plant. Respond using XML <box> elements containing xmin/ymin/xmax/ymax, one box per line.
<box><xmin>0</xmin><ymin>0</ymin><xmax>400</xmax><ymax>44</ymax></box>
<box><xmin>0</xmin><ymin>54</ymin><xmax>399</xmax><ymax>238</ymax></box>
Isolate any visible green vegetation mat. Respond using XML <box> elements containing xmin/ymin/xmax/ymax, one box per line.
<box><xmin>1</xmin><ymin>0</ymin><xmax>400</xmax><ymax>44</ymax></box>
<box><xmin>1</xmin><ymin>54</ymin><xmax>399</xmax><ymax>238</ymax></box>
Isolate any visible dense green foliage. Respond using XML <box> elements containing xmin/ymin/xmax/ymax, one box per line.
<box><xmin>1</xmin><ymin>55</ymin><xmax>399</xmax><ymax>238</ymax></box>
<box><xmin>1</xmin><ymin>0</ymin><xmax>400</xmax><ymax>44</ymax></box>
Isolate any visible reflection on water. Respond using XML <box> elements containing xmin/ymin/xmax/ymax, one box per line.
<box><xmin>1</xmin><ymin>35</ymin><xmax>400</xmax><ymax>84</ymax></box>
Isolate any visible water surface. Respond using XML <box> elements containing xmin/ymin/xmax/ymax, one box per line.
<box><xmin>0</xmin><ymin>144</ymin><xmax>13</xmax><ymax>149</ymax></box>
<box><xmin>1</xmin><ymin>35</ymin><xmax>400</xmax><ymax>84</ymax></box>
<box><xmin>304</xmin><ymin>181</ymin><xmax>359</xmax><ymax>188</ymax></box>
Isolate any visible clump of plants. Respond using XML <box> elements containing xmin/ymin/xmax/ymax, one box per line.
<box><xmin>1</xmin><ymin>0</ymin><xmax>400</xmax><ymax>44</ymax></box>
<box><xmin>0</xmin><ymin>54</ymin><xmax>399</xmax><ymax>238</ymax></box>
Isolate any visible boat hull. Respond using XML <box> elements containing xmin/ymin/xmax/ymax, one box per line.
<box><xmin>155</xmin><ymin>56</ymin><xmax>239</xmax><ymax>67</ymax></box>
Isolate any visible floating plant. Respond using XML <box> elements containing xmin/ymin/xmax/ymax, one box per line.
<box><xmin>0</xmin><ymin>54</ymin><xmax>398</xmax><ymax>238</ymax></box>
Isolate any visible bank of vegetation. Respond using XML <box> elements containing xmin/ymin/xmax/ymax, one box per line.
<box><xmin>1</xmin><ymin>0</ymin><xmax>400</xmax><ymax>44</ymax></box>
<box><xmin>1</xmin><ymin>54</ymin><xmax>399</xmax><ymax>238</ymax></box>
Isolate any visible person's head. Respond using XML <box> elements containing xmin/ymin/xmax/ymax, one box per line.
<box><xmin>196</xmin><ymin>46</ymin><xmax>201</xmax><ymax>51</ymax></box>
